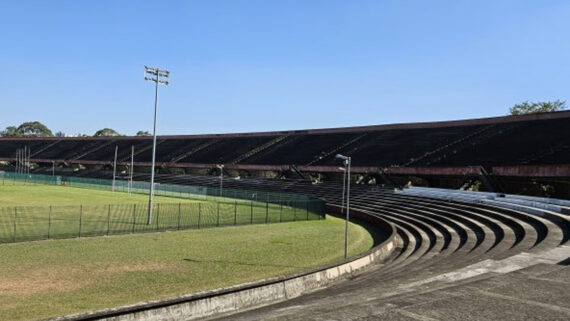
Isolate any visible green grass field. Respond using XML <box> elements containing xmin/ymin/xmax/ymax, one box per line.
<box><xmin>0</xmin><ymin>184</ymin><xmax>200</xmax><ymax>206</ymax></box>
<box><xmin>0</xmin><ymin>184</ymin><xmax>318</xmax><ymax>243</ymax></box>
<box><xmin>0</xmin><ymin>215</ymin><xmax>374</xmax><ymax>321</ymax></box>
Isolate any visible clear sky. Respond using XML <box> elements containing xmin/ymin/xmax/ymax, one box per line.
<box><xmin>1</xmin><ymin>1</ymin><xmax>569</xmax><ymax>136</ymax></box>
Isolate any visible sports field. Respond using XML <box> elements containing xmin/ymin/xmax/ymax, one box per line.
<box><xmin>0</xmin><ymin>215</ymin><xmax>375</xmax><ymax>321</ymax></box>
<box><xmin>0</xmin><ymin>184</ymin><xmax>199</xmax><ymax>206</ymax></box>
<box><xmin>0</xmin><ymin>184</ymin><xmax>315</xmax><ymax>243</ymax></box>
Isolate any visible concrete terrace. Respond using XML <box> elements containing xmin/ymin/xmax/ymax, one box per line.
<box><xmin>206</xmin><ymin>184</ymin><xmax>570</xmax><ymax>321</ymax></box>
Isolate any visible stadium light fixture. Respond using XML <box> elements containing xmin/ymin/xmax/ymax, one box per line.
<box><xmin>217</xmin><ymin>164</ymin><xmax>224</xmax><ymax>197</ymax></box>
<box><xmin>144</xmin><ymin>65</ymin><xmax>170</xmax><ymax>225</ymax></box>
<box><xmin>336</xmin><ymin>154</ymin><xmax>351</xmax><ymax>260</ymax></box>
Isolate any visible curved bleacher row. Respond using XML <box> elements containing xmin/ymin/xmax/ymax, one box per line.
<box><xmin>207</xmin><ymin>180</ymin><xmax>569</xmax><ymax>320</ymax></box>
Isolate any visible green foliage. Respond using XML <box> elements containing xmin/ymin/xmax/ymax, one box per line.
<box><xmin>0</xmin><ymin>126</ymin><xmax>18</xmax><ymax>137</ymax></box>
<box><xmin>93</xmin><ymin>128</ymin><xmax>121</xmax><ymax>137</ymax></box>
<box><xmin>0</xmin><ymin>121</ymin><xmax>53</xmax><ymax>137</ymax></box>
<box><xmin>136</xmin><ymin>130</ymin><xmax>151</xmax><ymax>136</ymax></box>
<box><xmin>17</xmin><ymin>121</ymin><xmax>54</xmax><ymax>137</ymax></box>
<box><xmin>509</xmin><ymin>100</ymin><xmax>566</xmax><ymax>115</ymax></box>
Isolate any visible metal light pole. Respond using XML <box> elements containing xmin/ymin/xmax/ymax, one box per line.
<box><xmin>144</xmin><ymin>66</ymin><xmax>170</xmax><ymax>224</ymax></box>
<box><xmin>217</xmin><ymin>164</ymin><xmax>224</xmax><ymax>197</ymax></box>
<box><xmin>336</xmin><ymin>154</ymin><xmax>352</xmax><ymax>260</ymax></box>
<box><xmin>339</xmin><ymin>166</ymin><xmax>346</xmax><ymax>215</ymax></box>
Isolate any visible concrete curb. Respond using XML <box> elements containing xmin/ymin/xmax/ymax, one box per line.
<box><xmin>45</xmin><ymin>207</ymin><xmax>396</xmax><ymax>321</ymax></box>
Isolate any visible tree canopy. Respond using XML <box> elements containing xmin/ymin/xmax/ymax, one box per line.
<box><xmin>0</xmin><ymin>126</ymin><xmax>19</xmax><ymax>137</ymax></box>
<box><xmin>93</xmin><ymin>128</ymin><xmax>122</xmax><ymax>137</ymax></box>
<box><xmin>136</xmin><ymin>130</ymin><xmax>151</xmax><ymax>136</ymax></box>
<box><xmin>509</xmin><ymin>100</ymin><xmax>566</xmax><ymax>115</ymax></box>
<box><xmin>0</xmin><ymin>121</ymin><xmax>53</xmax><ymax>137</ymax></box>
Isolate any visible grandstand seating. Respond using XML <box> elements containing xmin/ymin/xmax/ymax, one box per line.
<box><xmin>2</xmin><ymin>111</ymin><xmax>569</xmax><ymax>171</ymax></box>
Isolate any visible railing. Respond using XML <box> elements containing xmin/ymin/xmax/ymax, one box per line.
<box><xmin>0</xmin><ymin>172</ymin><xmax>326</xmax><ymax>244</ymax></box>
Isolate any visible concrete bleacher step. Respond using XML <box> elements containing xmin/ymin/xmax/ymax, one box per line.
<box><xmin>350</xmin><ymin>192</ymin><xmax>564</xmax><ymax>284</ymax></box>
<box><xmin>505</xmin><ymin>193</ymin><xmax>570</xmax><ymax>208</ymax></box>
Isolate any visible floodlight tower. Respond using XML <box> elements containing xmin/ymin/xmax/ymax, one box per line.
<box><xmin>144</xmin><ymin>66</ymin><xmax>170</xmax><ymax>224</ymax></box>
<box><xmin>336</xmin><ymin>154</ymin><xmax>351</xmax><ymax>260</ymax></box>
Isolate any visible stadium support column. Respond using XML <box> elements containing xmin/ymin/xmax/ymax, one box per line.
<box><xmin>144</xmin><ymin>66</ymin><xmax>170</xmax><ymax>225</ymax></box>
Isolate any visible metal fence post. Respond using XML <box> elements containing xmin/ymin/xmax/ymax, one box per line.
<box><xmin>265</xmin><ymin>202</ymin><xmax>269</xmax><ymax>223</ymax></box>
<box><xmin>250</xmin><ymin>201</ymin><xmax>253</xmax><ymax>224</ymax></box>
<box><xmin>279</xmin><ymin>201</ymin><xmax>283</xmax><ymax>222</ymax></box>
<box><xmin>177</xmin><ymin>203</ymin><xmax>181</xmax><ymax>230</ymax></box>
<box><xmin>78</xmin><ymin>205</ymin><xmax>83</xmax><ymax>238</ymax></box>
<box><xmin>198</xmin><ymin>203</ymin><xmax>201</xmax><ymax>229</ymax></box>
<box><xmin>107</xmin><ymin>204</ymin><xmax>111</xmax><ymax>235</ymax></box>
<box><xmin>13</xmin><ymin>207</ymin><xmax>17</xmax><ymax>243</ymax></box>
<box><xmin>217</xmin><ymin>202</ymin><xmax>220</xmax><ymax>227</ymax></box>
<box><xmin>306</xmin><ymin>201</ymin><xmax>309</xmax><ymax>220</ymax></box>
<box><xmin>48</xmin><ymin>205</ymin><xmax>52</xmax><ymax>239</ymax></box>
<box><xmin>293</xmin><ymin>202</ymin><xmax>297</xmax><ymax>221</ymax></box>
<box><xmin>156</xmin><ymin>203</ymin><xmax>160</xmax><ymax>231</ymax></box>
<box><xmin>131</xmin><ymin>204</ymin><xmax>136</xmax><ymax>233</ymax></box>
<box><xmin>234</xmin><ymin>201</ymin><xmax>237</xmax><ymax>225</ymax></box>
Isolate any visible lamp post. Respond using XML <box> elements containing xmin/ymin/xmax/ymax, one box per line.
<box><xmin>339</xmin><ymin>166</ymin><xmax>346</xmax><ymax>215</ymax></box>
<box><xmin>336</xmin><ymin>154</ymin><xmax>351</xmax><ymax>260</ymax></box>
<box><xmin>217</xmin><ymin>164</ymin><xmax>224</xmax><ymax>197</ymax></box>
<box><xmin>144</xmin><ymin>66</ymin><xmax>170</xmax><ymax>224</ymax></box>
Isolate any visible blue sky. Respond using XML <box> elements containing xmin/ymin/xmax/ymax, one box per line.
<box><xmin>1</xmin><ymin>1</ymin><xmax>569</xmax><ymax>135</ymax></box>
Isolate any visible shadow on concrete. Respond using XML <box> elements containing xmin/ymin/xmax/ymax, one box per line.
<box><xmin>557</xmin><ymin>256</ymin><xmax>570</xmax><ymax>266</ymax></box>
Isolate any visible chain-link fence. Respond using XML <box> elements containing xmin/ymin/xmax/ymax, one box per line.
<box><xmin>0</xmin><ymin>172</ymin><xmax>326</xmax><ymax>244</ymax></box>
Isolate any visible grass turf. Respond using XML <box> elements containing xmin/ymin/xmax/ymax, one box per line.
<box><xmin>0</xmin><ymin>184</ymin><xmax>200</xmax><ymax>206</ymax></box>
<box><xmin>0</xmin><ymin>185</ymin><xmax>316</xmax><ymax>243</ymax></box>
<box><xmin>0</xmin><ymin>215</ymin><xmax>374</xmax><ymax>321</ymax></box>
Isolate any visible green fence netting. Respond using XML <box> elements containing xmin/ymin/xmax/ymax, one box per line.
<box><xmin>0</xmin><ymin>172</ymin><xmax>326</xmax><ymax>244</ymax></box>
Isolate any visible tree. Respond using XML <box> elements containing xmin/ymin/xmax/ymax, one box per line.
<box><xmin>17</xmin><ymin>121</ymin><xmax>54</xmax><ymax>137</ymax></box>
<box><xmin>0</xmin><ymin>126</ymin><xmax>19</xmax><ymax>137</ymax></box>
<box><xmin>509</xmin><ymin>100</ymin><xmax>566</xmax><ymax>115</ymax></box>
<box><xmin>93</xmin><ymin>128</ymin><xmax>122</xmax><ymax>137</ymax></box>
<box><xmin>136</xmin><ymin>130</ymin><xmax>151</xmax><ymax>136</ymax></box>
<box><xmin>1</xmin><ymin>121</ymin><xmax>53</xmax><ymax>137</ymax></box>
